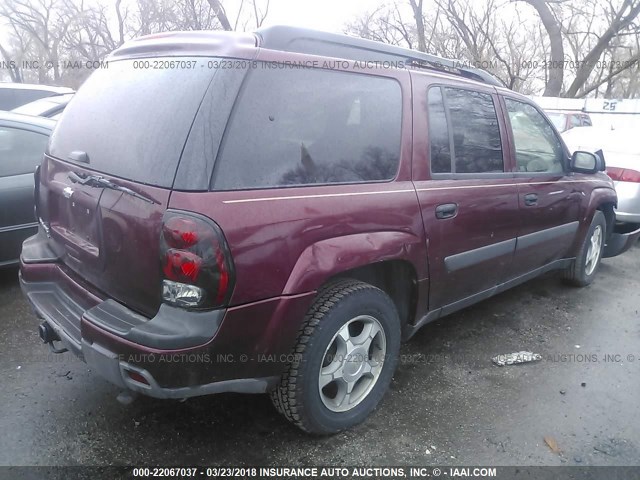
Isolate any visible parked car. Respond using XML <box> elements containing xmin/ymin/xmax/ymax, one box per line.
<box><xmin>545</xmin><ymin>110</ymin><xmax>592</xmax><ymax>133</ymax></box>
<box><xmin>0</xmin><ymin>112</ymin><xmax>54</xmax><ymax>267</ymax></box>
<box><xmin>20</xmin><ymin>26</ymin><xmax>640</xmax><ymax>435</ymax></box>
<box><xmin>0</xmin><ymin>83</ymin><xmax>74</xmax><ymax>110</ymax></box>
<box><xmin>11</xmin><ymin>93</ymin><xmax>74</xmax><ymax>119</ymax></box>
<box><xmin>562</xmin><ymin>126</ymin><xmax>640</xmax><ymax>225</ymax></box>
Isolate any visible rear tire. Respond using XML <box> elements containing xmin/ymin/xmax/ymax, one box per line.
<box><xmin>270</xmin><ymin>279</ymin><xmax>400</xmax><ymax>434</ymax></box>
<box><xmin>564</xmin><ymin>210</ymin><xmax>606</xmax><ymax>287</ymax></box>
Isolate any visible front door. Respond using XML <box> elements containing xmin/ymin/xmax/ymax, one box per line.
<box><xmin>501</xmin><ymin>98</ymin><xmax>582</xmax><ymax>277</ymax></box>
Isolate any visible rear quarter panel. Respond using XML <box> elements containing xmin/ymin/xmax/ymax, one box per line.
<box><xmin>169</xmin><ymin>54</ymin><xmax>426</xmax><ymax>305</ymax></box>
<box><xmin>169</xmin><ymin>183</ymin><xmax>425</xmax><ymax>305</ymax></box>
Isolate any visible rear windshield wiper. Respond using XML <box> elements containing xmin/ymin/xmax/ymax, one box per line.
<box><xmin>68</xmin><ymin>171</ymin><xmax>158</xmax><ymax>204</ymax></box>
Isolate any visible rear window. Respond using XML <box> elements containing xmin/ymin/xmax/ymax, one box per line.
<box><xmin>48</xmin><ymin>58</ymin><xmax>218</xmax><ymax>188</ymax></box>
<box><xmin>0</xmin><ymin>89</ymin><xmax>55</xmax><ymax>110</ymax></box>
<box><xmin>211</xmin><ymin>66</ymin><xmax>402</xmax><ymax>190</ymax></box>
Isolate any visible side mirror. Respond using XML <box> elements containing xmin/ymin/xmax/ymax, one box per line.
<box><xmin>570</xmin><ymin>151</ymin><xmax>603</xmax><ymax>174</ymax></box>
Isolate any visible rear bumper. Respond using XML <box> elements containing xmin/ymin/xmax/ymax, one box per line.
<box><xmin>603</xmin><ymin>223</ymin><xmax>640</xmax><ymax>258</ymax></box>
<box><xmin>20</xmin><ymin>255</ymin><xmax>315</xmax><ymax>399</ymax></box>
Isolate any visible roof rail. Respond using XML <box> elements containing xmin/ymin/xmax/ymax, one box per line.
<box><xmin>255</xmin><ymin>25</ymin><xmax>504</xmax><ymax>88</ymax></box>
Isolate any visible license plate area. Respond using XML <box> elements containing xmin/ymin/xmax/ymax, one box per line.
<box><xmin>49</xmin><ymin>180</ymin><xmax>102</xmax><ymax>262</ymax></box>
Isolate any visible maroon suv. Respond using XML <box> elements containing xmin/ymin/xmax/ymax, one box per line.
<box><xmin>20</xmin><ymin>26</ymin><xmax>640</xmax><ymax>434</ymax></box>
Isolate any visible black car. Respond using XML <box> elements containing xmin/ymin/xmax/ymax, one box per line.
<box><xmin>0</xmin><ymin>112</ymin><xmax>54</xmax><ymax>267</ymax></box>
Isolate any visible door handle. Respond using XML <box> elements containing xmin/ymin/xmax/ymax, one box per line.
<box><xmin>524</xmin><ymin>193</ymin><xmax>538</xmax><ymax>206</ymax></box>
<box><xmin>435</xmin><ymin>203</ymin><xmax>458</xmax><ymax>219</ymax></box>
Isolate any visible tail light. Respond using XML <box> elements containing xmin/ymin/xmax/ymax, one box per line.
<box><xmin>607</xmin><ymin>167</ymin><xmax>640</xmax><ymax>183</ymax></box>
<box><xmin>159</xmin><ymin>211</ymin><xmax>234</xmax><ymax>309</ymax></box>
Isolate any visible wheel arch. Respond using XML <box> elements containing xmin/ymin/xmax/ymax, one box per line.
<box><xmin>571</xmin><ymin>187</ymin><xmax>617</xmax><ymax>254</ymax></box>
<box><xmin>282</xmin><ymin>231</ymin><xmax>426</xmax><ymax>329</ymax></box>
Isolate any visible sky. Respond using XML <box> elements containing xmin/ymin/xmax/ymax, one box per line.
<box><xmin>0</xmin><ymin>0</ymin><xmax>390</xmax><ymax>46</ymax></box>
<box><xmin>258</xmin><ymin>0</ymin><xmax>381</xmax><ymax>32</ymax></box>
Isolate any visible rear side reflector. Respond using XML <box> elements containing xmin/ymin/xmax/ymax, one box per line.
<box><xmin>126</xmin><ymin>370</ymin><xmax>149</xmax><ymax>385</ymax></box>
<box><xmin>160</xmin><ymin>211</ymin><xmax>235</xmax><ymax>310</ymax></box>
<box><xmin>607</xmin><ymin>167</ymin><xmax>640</xmax><ymax>183</ymax></box>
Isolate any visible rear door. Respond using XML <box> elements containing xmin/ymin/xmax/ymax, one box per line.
<box><xmin>501</xmin><ymin>97</ymin><xmax>582</xmax><ymax>277</ymax></box>
<box><xmin>0</xmin><ymin>122</ymin><xmax>49</xmax><ymax>265</ymax></box>
<box><xmin>412</xmin><ymin>75</ymin><xmax>520</xmax><ymax>312</ymax></box>
<box><xmin>39</xmin><ymin>57</ymin><xmax>231</xmax><ymax>317</ymax></box>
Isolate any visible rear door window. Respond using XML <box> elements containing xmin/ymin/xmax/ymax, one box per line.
<box><xmin>48</xmin><ymin>58</ymin><xmax>219</xmax><ymax>188</ymax></box>
<box><xmin>427</xmin><ymin>86</ymin><xmax>503</xmax><ymax>174</ymax></box>
<box><xmin>211</xmin><ymin>66</ymin><xmax>402</xmax><ymax>190</ymax></box>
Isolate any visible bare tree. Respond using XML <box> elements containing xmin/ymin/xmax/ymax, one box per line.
<box><xmin>515</xmin><ymin>0</ymin><xmax>564</xmax><ymax>96</ymax></box>
<box><xmin>565</xmin><ymin>0</ymin><xmax>640</xmax><ymax>96</ymax></box>
<box><xmin>207</xmin><ymin>0</ymin><xmax>232</xmax><ymax>30</ymax></box>
<box><xmin>251</xmin><ymin>0</ymin><xmax>270</xmax><ymax>28</ymax></box>
<box><xmin>408</xmin><ymin>0</ymin><xmax>427</xmax><ymax>51</ymax></box>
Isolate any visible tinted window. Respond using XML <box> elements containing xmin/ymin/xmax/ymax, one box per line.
<box><xmin>0</xmin><ymin>89</ymin><xmax>55</xmax><ymax>110</ymax></box>
<box><xmin>173</xmin><ymin>68</ymin><xmax>247</xmax><ymax>191</ymax></box>
<box><xmin>212</xmin><ymin>66</ymin><xmax>402</xmax><ymax>190</ymax></box>
<box><xmin>505</xmin><ymin>99</ymin><xmax>564</xmax><ymax>173</ymax></box>
<box><xmin>582</xmin><ymin>116</ymin><xmax>592</xmax><ymax>126</ymax></box>
<box><xmin>0</xmin><ymin>90</ymin><xmax>17</xmax><ymax>110</ymax></box>
<box><xmin>0</xmin><ymin>127</ymin><xmax>48</xmax><ymax>177</ymax></box>
<box><xmin>427</xmin><ymin>87</ymin><xmax>451</xmax><ymax>173</ymax></box>
<box><xmin>444</xmin><ymin>88</ymin><xmax>503</xmax><ymax>173</ymax></box>
<box><xmin>13</xmin><ymin>90</ymin><xmax>54</xmax><ymax>108</ymax></box>
<box><xmin>49</xmin><ymin>58</ymin><xmax>219</xmax><ymax>188</ymax></box>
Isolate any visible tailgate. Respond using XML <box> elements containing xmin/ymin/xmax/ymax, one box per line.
<box><xmin>40</xmin><ymin>154</ymin><xmax>170</xmax><ymax>317</ymax></box>
<box><xmin>34</xmin><ymin>56</ymin><xmax>225</xmax><ymax>317</ymax></box>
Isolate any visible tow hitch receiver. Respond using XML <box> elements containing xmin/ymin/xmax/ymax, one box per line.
<box><xmin>38</xmin><ymin>322</ymin><xmax>68</xmax><ymax>354</ymax></box>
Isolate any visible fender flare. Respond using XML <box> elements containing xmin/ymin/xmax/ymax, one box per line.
<box><xmin>572</xmin><ymin>186</ymin><xmax>617</xmax><ymax>252</ymax></box>
<box><xmin>282</xmin><ymin>231</ymin><xmax>426</xmax><ymax>295</ymax></box>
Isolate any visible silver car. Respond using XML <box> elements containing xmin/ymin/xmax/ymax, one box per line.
<box><xmin>562</xmin><ymin>126</ymin><xmax>640</xmax><ymax>224</ymax></box>
<box><xmin>0</xmin><ymin>112</ymin><xmax>54</xmax><ymax>267</ymax></box>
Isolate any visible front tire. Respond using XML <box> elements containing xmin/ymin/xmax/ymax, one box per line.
<box><xmin>270</xmin><ymin>279</ymin><xmax>400</xmax><ymax>434</ymax></box>
<box><xmin>564</xmin><ymin>210</ymin><xmax>606</xmax><ymax>287</ymax></box>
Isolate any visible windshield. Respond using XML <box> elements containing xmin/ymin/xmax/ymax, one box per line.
<box><xmin>48</xmin><ymin>57</ymin><xmax>219</xmax><ymax>188</ymax></box>
<box><xmin>546</xmin><ymin>112</ymin><xmax>567</xmax><ymax>132</ymax></box>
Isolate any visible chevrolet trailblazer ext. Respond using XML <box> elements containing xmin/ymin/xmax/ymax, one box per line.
<box><xmin>20</xmin><ymin>26</ymin><xmax>640</xmax><ymax>434</ymax></box>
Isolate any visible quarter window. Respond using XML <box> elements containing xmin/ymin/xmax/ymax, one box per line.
<box><xmin>505</xmin><ymin>99</ymin><xmax>564</xmax><ymax>173</ymax></box>
<box><xmin>427</xmin><ymin>87</ymin><xmax>451</xmax><ymax>174</ymax></box>
<box><xmin>212</xmin><ymin>67</ymin><xmax>402</xmax><ymax>190</ymax></box>
<box><xmin>427</xmin><ymin>87</ymin><xmax>503</xmax><ymax>174</ymax></box>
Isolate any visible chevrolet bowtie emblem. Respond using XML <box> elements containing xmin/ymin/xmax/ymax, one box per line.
<box><xmin>63</xmin><ymin>186</ymin><xmax>74</xmax><ymax>199</ymax></box>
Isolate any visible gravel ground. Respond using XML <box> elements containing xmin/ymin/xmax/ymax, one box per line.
<box><xmin>1</xmin><ymin>243</ymin><xmax>639</xmax><ymax>467</ymax></box>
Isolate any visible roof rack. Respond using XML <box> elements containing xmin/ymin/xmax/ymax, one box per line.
<box><xmin>255</xmin><ymin>25</ymin><xmax>504</xmax><ymax>88</ymax></box>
